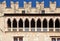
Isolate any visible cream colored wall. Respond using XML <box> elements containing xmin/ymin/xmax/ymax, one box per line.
<box><xmin>3</xmin><ymin>16</ymin><xmax>60</xmax><ymax>41</ymax></box>
<box><xmin>0</xmin><ymin>1</ymin><xmax>60</xmax><ymax>41</ymax></box>
<box><xmin>2</xmin><ymin>32</ymin><xmax>60</xmax><ymax>41</ymax></box>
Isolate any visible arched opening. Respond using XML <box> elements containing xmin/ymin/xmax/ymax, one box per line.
<box><xmin>43</xmin><ymin>19</ymin><xmax>47</xmax><ymax>28</ymax></box>
<box><xmin>31</xmin><ymin>19</ymin><xmax>35</xmax><ymax>28</ymax></box>
<box><xmin>13</xmin><ymin>19</ymin><xmax>17</xmax><ymax>28</ymax></box>
<box><xmin>25</xmin><ymin>19</ymin><xmax>29</xmax><ymax>28</ymax></box>
<box><xmin>19</xmin><ymin>19</ymin><xmax>23</xmax><ymax>28</ymax></box>
<box><xmin>55</xmin><ymin>19</ymin><xmax>60</xmax><ymax>28</ymax></box>
<box><xmin>37</xmin><ymin>19</ymin><xmax>41</xmax><ymax>28</ymax></box>
<box><xmin>49</xmin><ymin>19</ymin><xmax>53</xmax><ymax>28</ymax></box>
<box><xmin>7</xmin><ymin>18</ymin><xmax>11</xmax><ymax>28</ymax></box>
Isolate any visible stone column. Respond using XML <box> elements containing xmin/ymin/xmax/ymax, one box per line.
<box><xmin>47</xmin><ymin>20</ymin><xmax>49</xmax><ymax>31</ymax></box>
<box><xmin>35</xmin><ymin>21</ymin><xmax>37</xmax><ymax>31</ymax></box>
<box><xmin>41</xmin><ymin>19</ymin><xmax>43</xmax><ymax>31</ymax></box>
<box><xmin>17</xmin><ymin>20</ymin><xmax>19</xmax><ymax>31</ymax></box>
<box><xmin>54</xmin><ymin>20</ymin><xmax>55</xmax><ymax>31</ymax></box>
<box><xmin>11</xmin><ymin>21</ymin><xmax>13</xmax><ymax>31</ymax></box>
<box><xmin>18</xmin><ymin>37</ymin><xmax>19</xmax><ymax>41</ymax></box>
<box><xmin>29</xmin><ymin>20</ymin><xmax>31</xmax><ymax>31</ymax></box>
<box><xmin>23</xmin><ymin>21</ymin><xmax>25</xmax><ymax>31</ymax></box>
<box><xmin>11</xmin><ymin>18</ymin><xmax>13</xmax><ymax>31</ymax></box>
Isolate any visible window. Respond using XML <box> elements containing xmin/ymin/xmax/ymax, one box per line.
<box><xmin>14</xmin><ymin>37</ymin><xmax>23</xmax><ymax>41</ymax></box>
<box><xmin>51</xmin><ymin>38</ymin><xmax>60</xmax><ymax>41</ymax></box>
<box><xmin>7</xmin><ymin>18</ymin><xmax>11</xmax><ymax>28</ymax></box>
<box><xmin>57</xmin><ymin>38</ymin><xmax>60</xmax><ymax>41</ymax></box>
<box><xmin>37</xmin><ymin>19</ymin><xmax>41</xmax><ymax>28</ymax></box>
<box><xmin>22</xmin><ymin>10</ymin><xmax>25</xmax><ymax>14</ymax></box>
<box><xmin>43</xmin><ymin>19</ymin><xmax>47</xmax><ymax>32</ymax></box>
<box><xmin>31</xmin><ymin>19</ymin><xmax>35</xmax><ymax>31</ymax></box>
<box><xmin>31</xmin><ymin>19</ymin><xmax>35</xmax><ymax>28</ymax></box>
<box><xmin>55</xmin><ymin>19</ymin><xmax>60</xmax><ymax>28</ymax></box>
<box><xmin>14</xmin><ymin>37</ymin><xmax>18</xmax><ymax>41</ymax></box>
<box><xmin>49</xmin><ymin>19</ymin><xmax>53</xmax><ymax>28</ymax></box>
<box><xmin>52</xmin><ymin>38</ymin><xmax>56</xmax><ymax>41</ymax></box>
<box><xmin>13</xmin><ymin>19</ymin><xmax>17</xmax><ymax>28</ymax></box>
<box><xmin>43</xmin><ymin>19</ymin><xmax>47</xmax><ymax>28</ymax></box>
<box><xmin>25</xmin><ymin>19</ymin><xmax>29</xmax><ymax>31</ymax></box>
<box><xmin>19</xmin><ymin>19</ymin><xmax>23</xmax><ymax>28</ymax></box>
<box><xmin>41</xmin><ymin>10</ymin><xmax>45</xmax><ymax>14</ymax></box>
<box><xmin>25</xmin><ymin>19</ymin><xmax>29</xmax><ymax>27</ymax></box>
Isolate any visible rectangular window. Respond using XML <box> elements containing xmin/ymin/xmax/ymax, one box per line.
<box><xmin>14</xmin><ymin>37</ymin><xmax>18</xmax><ymax>41</ymax></box>
<box><xmin>57</xmin><ymin>38</ymin><xmax>60</xmax><ymax>41</ymax></box>
<box><xmin>22</xmin><ymin>10</ymin><xmax>25</xmax><ymax>14</ymax></box>
<box><xmin>14</xmin><ymin>37</ymin><xmax>23</xmax><ymax>41</ymax></box>
<box><xmin>41</xmin><ymin>10</ymin><xmax>45</xmax><ymax>14</ymax></box>
<box><xmin>51</xmin><ymin>37</ymin><xmax>60</xmax><ymax>41</ymax></box>
<box><xmin>52</xmin><ymin>38</ymin><xmax>56</xmax><ymax>41</ymax></box>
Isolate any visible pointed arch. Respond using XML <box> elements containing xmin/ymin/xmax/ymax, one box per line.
<box><xmin>49</xmin><ymin>19</ymin><xmax>53</xmax><ymax>28</ymax></box>
<box><xmin>25</xmin><ymin>19</ymin><xmax>29</xmax><ymax>28</ymax></box>
<box><xmin>55</xmin><ymin>18</ymin><xmax>60</xmax><ymax>28</ymax></box>
<box><xmin>43</xmin><ymin>18</ymin><xmax>47</xmax><ymax>28</ymax></box>
<box><xmin>7</xmin><ymin>18</ymin><xmax>11</xmax><ymax>28</ymax></box>
<box><xmin>31</xmin><ymin>18</ymin><xmax>35</xmax><ymax>28</ymax></box>
<box><xmin>13</xmin><ymin>19</ymin><xmax>17</xmax><ymax>28</ymax></box>
<box><xmin>19</xmin><ymin>19</ymin><xmax>23</xmax><ymax>28</ymax></box>
<box><xmin>37</xmin><ymin>19</ymin><xmax>41</xmax><ymax>28</ymax></box>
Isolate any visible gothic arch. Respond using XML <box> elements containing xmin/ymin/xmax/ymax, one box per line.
<box><xmin>7</xmin><ymin>18</ymin><xmax>11</xmax><ymax>28</ymax></box>
<box><xmin>13</xmin><ymin>19</ymin><xmax>17</xmax><ymax>28</ymax></box>
<box><xmin>31</xmin><ymin>18</ymin><xmax>35</xmax><ymax>28</ymax></box>
<box><xmin>43</xmin><ymin>18</ymin><xmax>47</xmax><ymax>28</ymax></box>
<box><xmin>25</xmin><ymin>18</ymin><xmax>29</xmax><ymax>28</ymax></box>
<box><xmin>37</xmin><ymin>19</ymin><xmax>41</xmax><ymax>28</ymax></box>
<box><xmin>19</xmin><ymin>19</ymin><xmax>23</xmax><ymax>28</ymax></box>
<box><xmin>49</xmin><ymin>18</ymin><xmax>53</xmax><ymax>28</ymax></box>
<box><xmin>55</xmin><ymin>18</ymin><xmax>60</xmax><ymax>28</ymax></box>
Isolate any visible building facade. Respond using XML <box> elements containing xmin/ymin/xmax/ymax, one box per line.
<box><xmin>0</xmin><ymin>1</ymin><xmax>60</xmax><ymax>41</ymax></box>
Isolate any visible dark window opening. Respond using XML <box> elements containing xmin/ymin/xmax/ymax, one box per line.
<box><xmin>19</xmin><ymin>37</ymin><xmax>23</xmax><ymax>41</ymax></box>
<box><xmin>43</xmin><ymin>19</ymin><xmax>47</xmax><ymax>28</ymax></box>
<box><xmin>25</xmin><ymin>19</ymin><xmax>29</xmax><ymax>28</ymax></box>
<box><xmin>14</xmin><ymin>37</ymin><xmax>23</xmax><ymax>41</ymax></box>
<box><xmin>14</xmin><ymin>37</ymin><xmax>18</xmax><ymax>41</ymax></box>
<box><xmin>49</xmin><ymin>19</ymin><xmax>53</xmax><ymax>28</ymax></box>
<box><xmin>13</xmin><ymin>19</ymin><xmax>17</xmax><ymax>28</ymax></box>
<box><xmin>19</xmin><ymin>19</ymin><xmax>23</xmax><ymax>28</ymax></box>
<box><xmin>22</xmin><ymin>10</ymin><xmax>25</xmax><ymax>14</ymax></box>
<box><xmin>52</xmin><ymin>38</ymin><xmax>60</xmax><ymax>41</ymax></box>
<box><xmin>37</xmin><ymin>19</ymin><xmax>41</xmax><ymax>28</ymax></box>
<box><xmin>7</xmin><ymin>18</ymin><xmax>11</xmax><ymax>28</ymax></box>
<box><xmin>41</xmin><ymin>10</ymin><xmax>45</xmax><ymax>14</ymax></box>
<box><xmin>57</xmin><ymin>38</ymin><xmax>60</xmax><ymax>41</ymax></box>
<box><xmin>52</xmin><ymin>38</ymin><xmax>56</xmax><ymax>41</ymax></box>
<box><xmin>55</xmin><ymin>19</ymin><xmax>60</xmax><ymax>28</ymax></box>
<box><xmin>31</xmin><ymin>19</ymin><xmax>35</xmax><ymax>28</ymax></box>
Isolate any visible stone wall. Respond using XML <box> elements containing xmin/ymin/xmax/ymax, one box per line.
<box><xmin>0</xmin><ymin>1</ymin><xmax>60</xmax><ymax>15</ymax></box>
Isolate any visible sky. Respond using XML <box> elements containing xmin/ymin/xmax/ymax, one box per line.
<box><xmin>0</xmin><ymin>0</ymin><xmax>60</xmax><ymax>8</ymax></box>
